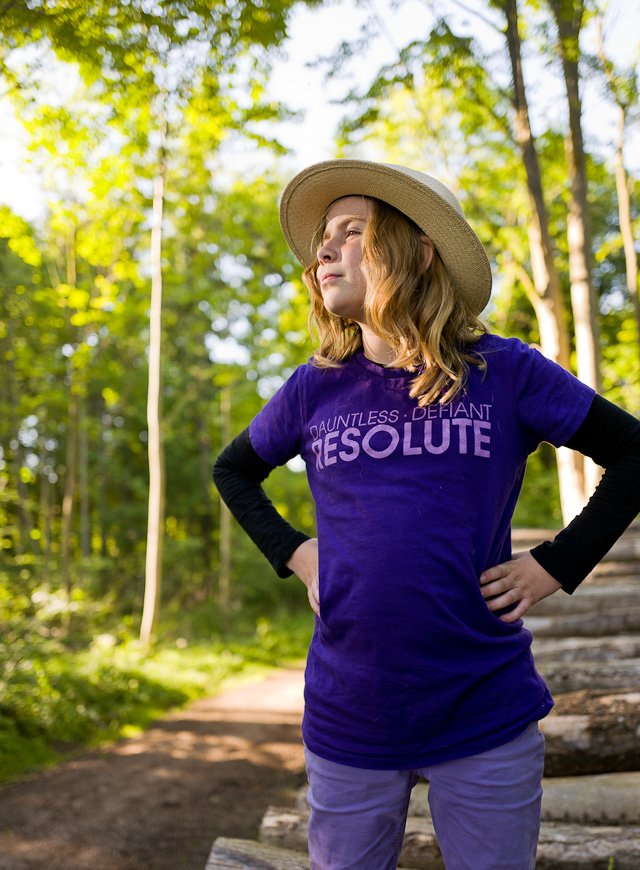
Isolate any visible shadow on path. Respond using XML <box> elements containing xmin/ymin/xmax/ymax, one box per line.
<box><xmin>0</xmin><ymin>668</ymin><xmax>307</xmax><ymax>870</ymax></box>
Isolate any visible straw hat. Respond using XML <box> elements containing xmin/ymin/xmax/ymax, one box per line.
<box><xmin>279</xmin><ymin>159</ymin><xmax>492</xmax><ymax>315</ymax></box>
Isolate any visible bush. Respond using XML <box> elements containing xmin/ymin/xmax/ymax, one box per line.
<box><xmin>0</xmin><ymin>611</ymin><xmax>313</xmax><ymax>784</ymax></box>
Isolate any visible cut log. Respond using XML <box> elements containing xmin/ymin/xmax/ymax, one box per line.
<box><xmin>402</xmin><ymin>820</ymin><xmax>640</xmax><ymax>870</ymax></box>
<box><xmin>206</xmin><ymin>837</ymin><xmax>310</xmax><ymax>870</ymax></box>
<box><xmin>528</xmin><ymin>584</ymin><xmax>640</xmax><ymax>616</ymax></box>
<box><xmin>524</xmin><ymin>606</ymin><xmax>640</xmax><ymax>637</ymax></box>
<box><xmin>398</xmin><ymin>817</ymin><xmax>444</xmax><ymax>869</ymax></box>
<box><xmin>257</xmin><ymin>809</ymin><xmax>640</xmax><ymax>870</ymax></box>
<box><xmin>532</xmin><ymin>634</ymin><xmax>640</xmax><ymax>664</ymax></box>
<box><xmin>535</xmin><ymin>823</ymin><xmax>640</xmax><ymax>869</ymax></box>
<box><xmin>298</xmin><ymin>769</ymin><xmax>640</xmax><ymax>826</ymax></box>
<box><xmin>260</xmin><ymin>809</ymin><xmax>443</xmax><ymax>869</ymax></box>
<box><xmin>512</xmin><ymin>523</ymin><xmax>640</xmax><ymax>564</ymax></box>
<box><xmin>538</xmin><ymin>658</ymin><xmax>640</xmax><ymax>694</ymax></box>
<box><xmin>541</xmin><ymin>692</ymin><xmax>640</xmax><ymax>775</ymax></box>
<box><xmin>583</xmin><ymin>560</ymin><xmax>640</xmax><ymax>583</ymax></box>
<box><xmin>259</xmin><ymin>808</ymin><xmax>308</xmax><ymax>854</ymax></box>
<box><xmin>541</xmin><ymin>772</ymin><xmax>640</xmax><ymax>825</ymax></box>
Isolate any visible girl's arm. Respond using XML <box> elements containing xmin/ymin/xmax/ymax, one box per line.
<box><xmin>480</xmin><ymin>395</ymin><xmax>640</xmax><ymax>622</ymax></box>
<box><xmin>530</xmin><ymin>394</ymin><xmax>640</xmax><ymax>591</ymax></box>
<box><xmin>213</xmin><ymin>429</ymin><xmax>311</xmax><ymax>578</ymax></box>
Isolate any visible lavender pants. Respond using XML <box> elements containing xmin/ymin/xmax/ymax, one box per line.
<box><xmin>304</xmin><ymin>722</ymin><xmax>545</xmax><ymax>870</ymax></box>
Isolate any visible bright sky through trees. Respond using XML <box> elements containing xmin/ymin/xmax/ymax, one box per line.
<box><xmin>1</xmin><ymin>0</ymin><xmax>638</xmax><ymax>220</ymax></box>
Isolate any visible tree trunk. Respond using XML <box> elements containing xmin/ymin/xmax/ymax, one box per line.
<box><xmin>614</xmin><ymin>106</ymin><xmax>640</xmax><ymax>346</ymax></box>
<box><xmin>98</xmin><ymin>410</ymin><xmax>108</xmax><ymax>558</ymax></box>
<box><xmin>61</xmin><ymin>388</ymin><xmax>79</xmax><ymax>597</ymax></box>
<box><xmin>198</xmin><ymin>415</ymin><xmax>214</xmax><ymax>601</ymax></box>
<box><xmin>218</xmin><ymin>384</ymin><xmax>232</xmax><ymax>619</ymax></box>
<box><xmin>595</xmin><ymin>21</ymin><xmax>640</xmax><ymax>349</ymax></box>
<box><xmin>61</xmin><ymin>222</ymin><xmax>79</xmax><ymax>597</ymax></box>
<box><xmin>549</xmin><ymin>0</ymin><xmax>601</xmax><ymax>394</ymax></box>
<box><xmin>140</xmin><ymin>111</ymin><xmax>167</xmax><ymax>649</ymax></box>
<box><xmin>502</xmin><ymin>0</ymin><xmax>587</xmax><ymax>521</ymax></box>
<box><xmin>79</xmin><ymin>397</ymin><xmax>91</xmax><ymax>566</ymax></box>
<box><xmin>39</xmin><ymin>438</ymin><xmax>52</xmax><ymax>586</ymax></box>
<box><xmin>549</xmin><ymin>0</ymin><xmax>603</xmax><ymax>496</ymax></box>
<box><xmin>7</xmin><ymin>354</ymin><xmax>35</xmax><ymax>556</ymax></box>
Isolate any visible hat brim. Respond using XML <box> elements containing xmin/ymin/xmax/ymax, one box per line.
<box><xmin>279</xmin><ymin>159</ymin><xmax>492</xmax><ymax>316</ymax></box>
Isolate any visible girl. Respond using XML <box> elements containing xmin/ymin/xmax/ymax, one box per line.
<box><xmin>214</xmin><ymin>159</ymin><xmax>640</xmax><ymax>870</ymax></box>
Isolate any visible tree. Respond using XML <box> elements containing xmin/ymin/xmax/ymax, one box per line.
<box><xmin>595</xmin><ymin>20</ymin><xmax>640</xmax><ymax>355</ymax></box>
<box><xmin>0</xmin><ymin>0</ymin><xmax>318</xmax><ymax>644</ymax></box>
<box><xmin>498</xmin><ymin>0</ymin><xmax>590</xmax><ymax>518</ymax></box>
<box><xmin>547</xmin><ymin>0</ymin><xmax>602</xmax><ymax>398</ymax></box>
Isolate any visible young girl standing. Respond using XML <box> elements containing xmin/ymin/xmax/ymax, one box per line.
<box><xmin>214</xmin><ymin>159</ymin><xmax>640</xmax><ymax>870</ymax></box>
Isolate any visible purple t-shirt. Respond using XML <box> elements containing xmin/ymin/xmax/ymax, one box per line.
<box><xmin>249</xmin><ymin>335</ymin><xmax>594</xmax><ymax>770</ymax></box>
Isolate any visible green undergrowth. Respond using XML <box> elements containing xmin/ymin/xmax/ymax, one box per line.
<box><xmin>0</xmin><ymin>612</ymin><xmax>313</xmax><ymax>784</ymax></box>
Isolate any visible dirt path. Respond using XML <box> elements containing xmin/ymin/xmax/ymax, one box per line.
<box><xmin>0</xmin><ymin>668</ymin><xmax>307</xmax><ymax>870</ymax></box>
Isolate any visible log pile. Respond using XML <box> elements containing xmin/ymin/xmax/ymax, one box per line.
<box><xmin>206</xmin><ymin>523</ymin><xmax>640</xmax><ymax>869</ymax></box>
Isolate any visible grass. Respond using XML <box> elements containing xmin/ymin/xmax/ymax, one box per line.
<box><xmin>0</xmin><ymin>612</ymin><xmax>313</xmax><ymax>784</ymax></box>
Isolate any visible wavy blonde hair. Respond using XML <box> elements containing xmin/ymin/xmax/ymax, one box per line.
<box><xmin>303</xmin><ymin>197</ymin><xmax>487</xmax><ymax>406</ymax></box>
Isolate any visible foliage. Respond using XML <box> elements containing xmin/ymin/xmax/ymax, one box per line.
<box><xmin>0</xmin><ymin>609</ymin><xmax>313</xmax><ymax>783</ymax></box>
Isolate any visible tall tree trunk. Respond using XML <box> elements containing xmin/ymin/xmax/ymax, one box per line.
<box><xmin>503</xmin><ymin>0</ymin><xmax>570</xmax><ymax>368</ymax></box>
<box><xmin>61</xmin><ymin>388</ymin><xmax>79</xmax><ymax>597</ymax></box>
<box><xmin>140</xmin><ymin>109</ymin><xmax>167</xmax><ymax>649</ymax></box>
<box><xmin>502</xmin><ymin>0</ymin><xmax>587</xmax><ymax>522</ymax></box>
<box><xmin>15</xmin><ymin>443</ymin><xmax>37</xmax><ymax>557</ymax></box>
<box><xmin>39</xmin><ymin>442</ymin><xmax>52</xmax><ymax>587</ymax></box>
<box><xmin>218</xmin><ymin>384</ymin><xmax>232</xmax><ymax>620</ymax></box>
<box><xmin>7</xmin><ymin>353</ymin><xmax>36</xmax><ymax>556</ymax></box>
<box><xmin>79</xmin><ymin>397</ymin><xmax>91</xmax><ymax>566</ymax></box>
<box><xmin>549</xmin><ymin>0</ymin><xmax>602</xmax><ymax>496</ymax></box>
<box><xmin>549</xmin><ymin>0</ymin><xmax>601</xmax><ymax>394</ymax></box>
<box><xmin>613</xmin><ymin>107</ymin><xmax>640</xmax><ymax>347</ymax></box>
<box><xmin>595</xmin><ymin>22</ymin><xmax>640</xmax><ymax>349</ymax></box>
<box><xmin>61</xmin><ymin>222</ymin><xmax>79</xmax><ymax>597</ymax></box>
<box><xmin>198</xmin><ymin>415</ymin><xmax>213</xmax><ymax>601</ymax></box>
<box><xmin>98</xmin><ymin>413</ymin><xmax>108</xmax><ymax>559</ymax></box>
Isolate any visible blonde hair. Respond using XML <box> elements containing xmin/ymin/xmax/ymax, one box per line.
<box><xmin>303</xmin><ymin>197</ymin><xmax>487</xmax><ymax>406</ymax></box>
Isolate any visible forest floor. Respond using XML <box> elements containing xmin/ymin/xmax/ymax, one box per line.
<box><xmin>0</xmin><ymin>667</ymin><xmax>307</xmax><ymax>870</ymax></box>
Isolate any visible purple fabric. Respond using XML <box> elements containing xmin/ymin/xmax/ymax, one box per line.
<box><xmin>249</xmin><ymin>335</ymin><xmax>594</xmax><ymax>769</ymax></box>
<box><xmin>304</xmin><ymin>722</ymin><xmax>545</xmax><ymax>870</ymax></box>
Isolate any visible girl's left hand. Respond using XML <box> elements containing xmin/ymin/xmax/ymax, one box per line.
<box><xmin>479</xmin><ymin>551</ymin><xmax>562</xmax><ymax>623</ymax></box>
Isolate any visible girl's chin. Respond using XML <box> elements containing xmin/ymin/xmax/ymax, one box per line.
<box><xmin>322</xmin><ymin>300</ymin><xmax>365</xmax><ymax>322</ymax></box>
<box><xmin>327</xmin><ymin>309</ymin><xmax>364</xmax><ymax>323</ymax></box>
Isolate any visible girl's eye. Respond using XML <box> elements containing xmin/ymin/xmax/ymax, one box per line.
<box><xmin>346</xmin><ymin>228</ymin><xmax>361</xmax><ymax>238</ymax></box>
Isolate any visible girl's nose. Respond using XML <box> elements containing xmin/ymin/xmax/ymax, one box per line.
<box><xmin>317</xmin><ymin>239</ymin><xmax>337</xmax><ymax>262</ymax></box>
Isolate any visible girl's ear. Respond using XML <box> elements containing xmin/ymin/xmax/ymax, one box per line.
<box><xmin>420</xmin><ymin>236</ymin><xmax>435</xmax><ymax>272</ymax></box>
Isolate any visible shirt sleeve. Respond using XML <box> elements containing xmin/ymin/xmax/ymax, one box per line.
<box><xmin>248</xmin><ymin>364</ymin><xmax>307</xmax><ymax>467</ymax></box>
<box><xmin>212</xmin><ymin>428</ymin><xmax>311</xmax><ymax>578</ymax></box>
<box><xmin>509</xmin><ymin>338</ymin><xmax>595</xmax><ymax>452</ymax></box>
<box><xmin>530</xmin><ymin>394</ymin><xmax>640</xmax><ymax>593</ymax></box>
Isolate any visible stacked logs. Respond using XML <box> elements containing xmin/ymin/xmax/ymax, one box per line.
<box><xmin>206</xmin><ymin>523</ymin><xmax>640</xmax><ymax>870</ymax></box>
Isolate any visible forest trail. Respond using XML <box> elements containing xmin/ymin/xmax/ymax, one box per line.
<box><xmin>0</xmin><ymin>668</ymin><xmax>307</xmax><ymax>870</ymax></box>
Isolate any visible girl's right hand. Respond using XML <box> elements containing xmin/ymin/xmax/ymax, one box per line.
<box><xmin>286</xmin><ymin>538</ymin><xmax>320</xmax><ymax>616</ymax></box>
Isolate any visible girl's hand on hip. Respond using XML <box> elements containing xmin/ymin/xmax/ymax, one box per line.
<box><xmin>479</xmin><ymin>551</ymin><xmax>562</xmax><ymax>623</ymax></box>
<box><xmin>286</xmin><ymin>538</ymin><xmax>320</xmax><ymax>616</ymax></box>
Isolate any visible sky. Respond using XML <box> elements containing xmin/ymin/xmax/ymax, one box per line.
<box><xmin>0</xmin><ymin>0</ymin><xmax>639</xmax><ymax>222</ymax></box>
<box><xmin>263</xmin><ymin>0</ymin><xmax>640</xmax><ymax>172</ymax></box>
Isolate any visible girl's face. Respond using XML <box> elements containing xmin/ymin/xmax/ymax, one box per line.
<box><xmin>315</xmin><ymin>196</ymin><xmax>373</xmax><ymax>324</ymax></box>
